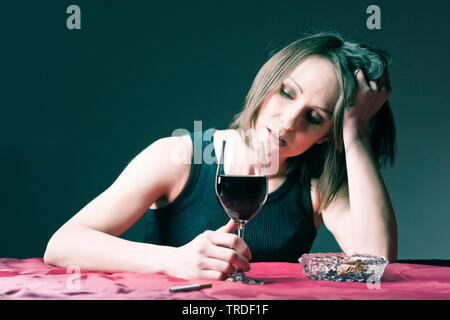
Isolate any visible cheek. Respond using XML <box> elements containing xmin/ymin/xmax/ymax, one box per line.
<box><xmin>289</xmin><ymin>127</ymin><xmax>330</xmax><ymax>152</ymax></box>
<box><xmin>256</xmin><ymin>100</ymin><xmax>278</xmax><ymax>126</ymax></box>
<box><xmin>297</xmin><ymin>124</ymin><xmax>329</xmax><ymax>140</ymax></box>
<box><xmin>293</xmin><ymin>135</ymin><xmax>318</xmax><ymax>150</ymax></box>
<box><xmin>258</xmin><ymin>99</ymin><xmax>276</xmax><ymax>116</ymax></box>
<box><xmin>262</xmin><ymin>92</ymin><xmax>283</xmax><ymax>112</ymax></box>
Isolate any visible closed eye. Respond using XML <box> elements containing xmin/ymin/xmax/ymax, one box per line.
<box><xmin>280</xmin><ymin>85</ymin><xmax>293</xmax><ymax>99</ymax></box>
<box><xmin>280</xmin><ymin>85</ymin><xmax>324</xmax><ymax>126</ymax></box>
<box><xmin>306</xmin><ymin>111</ymin><xmax>324</xmax><ymax>125</ymax></box>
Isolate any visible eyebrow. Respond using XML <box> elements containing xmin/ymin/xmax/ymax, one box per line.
<box><xmin>287</xmin><ymin>77</ymin><xmax>333</xmax><ymax>116</ymax></box>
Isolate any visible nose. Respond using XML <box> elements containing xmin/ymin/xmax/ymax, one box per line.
<box><xmin>279</xmin><ymin>116</ymin><xmax>296</xmax><ymax>131</ymax></box>
<box><xmin>279</xmin><ymin>106</ymin><xmax>303</xmax><ymax>131</ymax></box>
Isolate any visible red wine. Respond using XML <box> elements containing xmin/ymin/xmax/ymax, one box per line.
<box><xmin>216</xmin><ymin>175</ymin><xmax>267</xmax><ymax>221</ymax></box>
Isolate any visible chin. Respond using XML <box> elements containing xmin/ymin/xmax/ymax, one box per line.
<box><xmin>285</xmin><ymin>147</ymin><xmax>311</xmax><ymax>159</ymax></box>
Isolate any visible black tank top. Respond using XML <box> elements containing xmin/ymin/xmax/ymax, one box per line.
<box><xmin>144</xmin><ymin>128</ymin><xmax>317</xmax><ymax>262</ymax></box>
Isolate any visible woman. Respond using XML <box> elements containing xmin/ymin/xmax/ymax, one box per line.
<box><xmin>44</xmin><ymin>32</ymin><xmax>398</xmax><ymax>280</ymax></box>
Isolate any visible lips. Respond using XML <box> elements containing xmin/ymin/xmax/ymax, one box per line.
<box><xmin>267</xmin><ymin>127</ymin><xmax>287</xmax><ymax>147</ymax></box>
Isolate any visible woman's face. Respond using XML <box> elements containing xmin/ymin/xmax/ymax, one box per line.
<box><xmin>255</xmin><ymin>55</ymin><xmax>339</xmax><ymax>161</ymax></box>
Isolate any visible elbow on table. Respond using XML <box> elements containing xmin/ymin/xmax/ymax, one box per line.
<box><xmin>349</xmin><ymin>245</ymin><xmax>397</xmax><ymax>264</ymax></box>
<box><xmin>43</xmin><ymin>237</ymin><xmax>58</xmax><ymax>267</ymax></box>
<box><xmin>387</xmin><ymin>249</ymin><xmax>397</xmax><ymax>263</ymax></box>
<box><xmin>377</xmin><ymin>247</ymin><xmax>398</xmax><ymax>263</ymax></box>
<box><xmin>43</xmin><ymin>232</ymin><xmax>68</xmax><ymax>268</ymax></box>
<box><xmin>381</xmin><ymin>238</ymin><xmax>398</xmax><ymax>263</ymax></box>
<box><xmin>43</xmin><ymin>250</ymin><xmax>56</xmax><ymax>267</ymax></box>
<box><xmin>383</xmin><ymin>251</ymin><xmax>397</xmax><ymax>263</ymax></box>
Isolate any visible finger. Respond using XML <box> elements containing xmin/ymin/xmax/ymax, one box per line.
<box><xmin>355</xmin><ymin>69</ymin><xmax>370</xmax><ymax>91</ymax></box>
<box><xmin>369</xmin><ymin>80</ymin><xmax>378</xmax><ymax>91</ymax></box>
<box><xmin>385</xmin><ymin>88</ymin><xmax>392</xmax><ymax>99</ymax></box>
<box><xmin>198</xmin><ymin>257</ymin><xmax>236</xmax><ymax>275</ymax></box>
<box><xmin>216</xmin><ymin>219</ymin><xmax>237</xmax><ymax>234</ymax></box>
<box><xmin>206</xmin><ymin>245</ymin><xmax>251</xmax><ymax>272</ymax></box>
<box><xmin>377</xmin><ymin>75</ymin><xmax>386</xmax><ymax>89</ymax></box>
<box><xmin>209</xmin><ymin>232</ymin><xmax>252</xmax><ymax>260</ymax></box>
<box><xmin>197</xmin><ymin>269</ymin><xmax>226</xmax><ymax>280</ymax></box>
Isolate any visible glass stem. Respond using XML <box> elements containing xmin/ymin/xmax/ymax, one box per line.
<box><xmin>237</xmin><ymin>221</ymin><xmax>246</xmax><ymax>240</ymax></box>
<box><xmin>235</xmin><ymin>221</ymin><xmax>247</xmax><ymax>275</ymax></box>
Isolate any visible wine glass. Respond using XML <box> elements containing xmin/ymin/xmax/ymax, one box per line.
<box><xmin>215</xmin><ymin>130</ymin><xmax>269</xmax><ymax>285</ymax></box>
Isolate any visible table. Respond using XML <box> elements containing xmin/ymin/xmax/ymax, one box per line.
<box><xmin>1</xmin><ymin>258</ymin><xmax>449</xmax><ymax>300</ymax></box>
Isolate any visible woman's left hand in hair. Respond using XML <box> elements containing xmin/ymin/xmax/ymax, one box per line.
<box><xmin>343</xmin><ymin>69</ymin><xmax>392</xmax><ymax>139</ymax></box>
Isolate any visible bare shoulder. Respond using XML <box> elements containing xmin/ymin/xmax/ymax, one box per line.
<box><xmin>145</xmin><ymin>135</ymin><xmax>193</xmax><ymax>206</ymax></box>
<box><xmin>58</xmin><ymin>134</ymin><xmax>194</xmax><ymax>236</ymax></box>
<box><xmin>148</xmin><ymin>135</ymin><xmax>192</xmax><ymax>165</ymax></box>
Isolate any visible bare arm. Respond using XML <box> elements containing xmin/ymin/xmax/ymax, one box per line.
<box><xmin>320</xmin><ymin>70</ymin><xmax>397</xmax><ymax>262</ymax></box>
<box><xmin>44</xmin><ymin>134</ymin><xmax>251</xmax><ymax>279</ymax></box>
<box><xmin>343</xmin><ymin>128</ymin><xmax>398</xmax><ymax>262</ymax></box>
<box><xmin>319</xmin><ymin>139</ymin><xmax>398</xmax><ymax>262</ymax></box>
<box><xmin>43</xmin><ymin>136</ymin><xmax>187</xmax><ymax>273</ymax></box>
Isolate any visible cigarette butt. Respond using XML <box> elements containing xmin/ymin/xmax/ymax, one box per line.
<box><xmin>169</xmin><ymin>283</ymin><xmax>212</xmax><ymax>293</ymax></box>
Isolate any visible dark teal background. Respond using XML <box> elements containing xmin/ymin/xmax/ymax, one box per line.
<box><xmin>1</xmin><ymin>1</ymin><xmax>449</xmax><ymax>259</ymax></box>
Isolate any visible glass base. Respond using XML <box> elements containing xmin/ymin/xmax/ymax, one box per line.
<box><xmin>225</xmin><ymin>271</ymin><xmax>264</xmax><ymax>285</ymax></box>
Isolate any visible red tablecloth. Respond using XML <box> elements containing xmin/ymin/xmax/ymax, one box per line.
<box><xmin>0</xmin><ymin>258</ymin><xmax>449</xmax><ymax>300</ymax></box>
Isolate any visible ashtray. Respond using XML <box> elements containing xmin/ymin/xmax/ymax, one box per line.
<box><xmin>299</xmin><ymin>252</ymin><xmax>388</xmax><ymax>283</ymax></box>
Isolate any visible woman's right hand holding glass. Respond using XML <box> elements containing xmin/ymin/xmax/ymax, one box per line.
<box><xmin>166</xmin><ymin>219</ymin><xmax>252</xmax><ymax>280</ymax></box>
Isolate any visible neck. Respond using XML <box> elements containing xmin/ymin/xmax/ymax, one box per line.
<box><xmin>268</xmin><ymin>158</ymin><xmax>290</xmax><ymax>179</ymax></box>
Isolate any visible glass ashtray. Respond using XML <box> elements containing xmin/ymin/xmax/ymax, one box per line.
<box><xmin>299</xmin><ymin>253</ymin><xmax>388</xmax><ymax>283</ymax></box>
